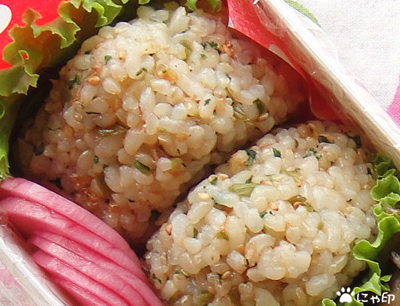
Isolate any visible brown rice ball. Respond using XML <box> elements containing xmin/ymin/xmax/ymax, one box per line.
<box><xmin>145</xmin><ymin>120</ymin><xmax>377</xmax><ymax>306</ymax></box>
<box><xmin>15</xmin><ymin>4</ymin><xmax>304</xmax><ymax>243</ymax></box>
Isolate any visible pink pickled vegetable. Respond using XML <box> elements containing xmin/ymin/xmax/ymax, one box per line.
<box><xmin>0</xmin><ymin>177</ymin><xmax>134</xmax><ymax>260</ymax></box>
<box><xmin>53</xmin><ymin>277</ymin><xmax>108</xmax><ymax>306</ymax></box>
<box><xmin>33</xmin><ymin>250</ymin><xmax>128</xmax><ymax>306</ymax></box>
<box><xmin>228</xmin><ymin>0</ymin><xmax>340</xmax><ymax>121</ymax></box>
<box><xmin>0</xmin><ymin>196</ymin><xmax>145</xmax><ymax>280</ymax></box>
<box><xmin>30</xmin><ymin>235</ymin><xmax>149</xmax><ymax>306</ymax></box>
<box><xmin>36</xmin><ymin>231</ymin><xmax>163</xmax><ymax>306</ymax></box>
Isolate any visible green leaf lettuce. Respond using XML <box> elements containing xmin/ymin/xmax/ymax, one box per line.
<box><xmin>323</xmin><ymin>156</ymin><xmax>400</xmax><ymax>305</ymax></box>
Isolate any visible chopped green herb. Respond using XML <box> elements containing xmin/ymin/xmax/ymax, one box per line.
<box><xmin>303</xmin><ymin>147</ymin><xmax>318</xmax><ymax>158</ymax></box>
<box><xmin>318</xmin><ymin>135</ymin><xmax>333</xmax><ymax>144</ymax></box>
<box><xmin>169</xmin><ymin>291</ymin><xmax>183</xmax><ymax>304</ymax></box>
<box><xmin>170</xmin><ymin>158</ymin><xmax>183</xmax><ymax>171</ymax></box>
<box><xmin>98</xmin><ymin>125</ymin><xmax>126</xmax><ymax>136</ymax></box>
<box><xmin>180</xmin><ymin>40</ymin><xmax>191</xmax><ymax>59</ymax></box>
<box><xmin>193</xmin><ymin>227</ymin><xmax>199</xmax><ymax>238</ymax></box>
<box><xmin>245</xmin><ymin>176</ymin><xmax>253</xmax><ymax>183</ymax></box>
<box><xmin>68</xmin><ymin>75</ymin><xmax>81</xmax><ymax>89</ymax></box>
<box><xmin>350</xmin><ymin>135</ymin><xmax>362</xmax><ymax>148</ymax></box>
<box><xmin>204</xmin><ymin>98</ymin><xmax>211</xmax><ymax>106</ymax></box>
<box><xmin>151</xmin><ymin>273</ymin><xmax>162</xmax><ymax>284</ymax></box>
<box><xmin>285</xmin><ymin>170</ymin><xmax>301</xmax><ymax>182</ymax></box>
<box><xmin>201</xmin><ymin>41</ymin><xmax>221</xmax><ymax>53</ymax></box>
<box><xmin>216</xmin><ymin>231</ymin><xmax>229</xmax><ymax>240</ymax></box>
<box><xmin>273</xmin><ymin>148</ymin><xmax>281</xmax><ymax>158</ymax></box>
<box><xmin>316</xmin><ymin>155</ymin><xmax>322</xmax><ymax>160</ymax></box>
<box><xmin>104</xmin><ymin>55</ymin><xmax>112</xmax><ymax>63</ymax></box>
<box><xmin>136</xmin><ymin>67</ymin><xmax>148</xmax><ymax>76</ymax></box>
<box><xmin>49</xmin><ymin>178</ymin><xmax>63</xmax><ymax>190</ymax></box>
<box><xmin>194</xmin><ymin>292</ymin><xmax>215</xmax><ymax>306</ymax></box>
<box><xmin>213</xmin><ymin>202</ymin><xmax>233</xmax><ymax>213</ymax></box>
<box><xmin>254</xmin><ymin>98</ymin><xmax>265</xmax><ymax>114</ymax></box>
<box><xmin>288</xmin><ymin>195</ymin><xmax>308</xmax><ymax>205</ymax></box>
<box><xmin>103</xmin><ymin>164</ymin><xmax>109</xmax><ymax>170</ymax></box>
<box><xmin>94</xmin><ymin>155</ymin><xmax>99</xmax><ymax>163</ymax></box>
<box><xmin>233</xmin><ymin>104</ymin><xmax>249</xmax><ymax>121</ymax></box>
<box><xmin>200</xmin><ymin>53</ymin><xmax>207</xmax><ymax>59</ymax></box>
<box><xmin>229</xmin><ymin>183</ymin><xmax>256</xmax><ymax>197</ymax></box>
<box><xmin>34</xmin><ymin>143</ymin><xmax>45</xmax><ymax>156</ymax></box>
<box><xmin>134</xmin><ymin>160</ymin><xmax>151</xmax><ymax>175</ymax></box>
<box><xmin>149</xmin><ymin>209</ymin><xmax>161</xmax><ymax>222</ymax></box>
<box><xmin>210</xmin><ymin>177</ymin><xmax>218</xmax><ymax>185</ymax></box>
<box><xmin>245</xmin><ymin>149</ymin><xmax>257</xmax><ymax>166</ymax></box>
<box><xmin>259</xmin><ymin>211</ymin><xmax>274</xmax><ymax>218</ymax></box>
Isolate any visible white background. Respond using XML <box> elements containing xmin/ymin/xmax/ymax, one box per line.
<box><xmin>297</xmin><ymin>0</ymin><xmax>400</xmax><ymax>109</ymax></box>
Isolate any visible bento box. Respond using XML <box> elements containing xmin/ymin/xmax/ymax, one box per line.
<box><xmin>1</xmin><ymin>0</ymin><xmax>400</xmax><ymax>305</ymax></box>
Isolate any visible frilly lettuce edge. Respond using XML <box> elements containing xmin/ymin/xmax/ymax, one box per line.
<box><xmin>0</xmin><ymin>0</ymin><xmax>221</xmax><ymax>179</ymax></box>
<box><xmin>323</xmin><ymin>154</ymin><xmax>400</xmax><ymax>305</ymax></box>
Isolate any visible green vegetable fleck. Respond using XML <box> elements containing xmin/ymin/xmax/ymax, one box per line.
<box><xmin>210</xmin><ymin>176</ymin><xmax>218</xmax><ymax>185</ymax></box>
<box><xmin>68</xmin><ymin>75</ymin><xmax>81</xmax><ymax>89</ymax></box>
<box><xmin>229</xmin><ymin>183</ymin><xmax>256</xmax><ymax>197</ymax></box>
<box><xmin>216</xmin><ymin>231</ymin><xmax>229</xmax><ymax>240</ymax></box>
<box><xmin>318</xmin><ymin>135</ymin><xmax>333</xmax><ymax>144</ymax></box>
<box><xmin>193</xmin><ymin>227</ymin><xmax>199</xmax><ymax>238</ymax></box>
<box><xmin>259</xmin><ymin>211</ymin><xmax>274</xmax><ymax>218</ymax></box>
<box><xmin>134</xmin><ymin>160</ymin><xmax>151</xmax><ymax>175</ymax></box>
<box><xmin>104</xmin><ymin>55</ymin><xmax>112</xmax><ymax>63</ymax></box>
<box><xmin>233</xmin><ymin>104</ymin><xmax>249</xmax><ymax>121</ymax></box>
<box><xmin>98</xmin><ymin>125</ymin><xmax>126</xmax><ymax>136</ymax></box>
<box><xmin>194</xmin><ymin>292</ymin><xmax>215</xmax><ymax>306</ymax></box>
<box><xmin>201</xmin><ymin>41</ymin><xmax>221</xmax><ymax>53</ymax></box>
<box><xmin>254</xmin><ymin>98</ymin><xmax>265</xmax><ymax>114</ymax></box>
<box><xmin>135</xmin><ymin>67</ymin><xmax>148</xmax><ymax>76</ymax></box>
<box><xmin>245</xmin><ymin>149</ymin><xmax>257</xmax><ymax>166</ymax></box>
<box><xmin>273</xmin><ymin>148</ymin><xmax>281</xmax><ymax>158</ymax></box>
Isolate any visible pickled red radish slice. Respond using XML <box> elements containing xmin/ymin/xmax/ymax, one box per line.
<box><xmin>0</xmin><ymin>177</ymin><xmax>135</xmax><ymax>262</ymax></box>
<box><xmin>0</xmin><ymin>196</ymin><xmax>146</xmax><ymax>281</ymax></box>
<box><xmin>30</xmin><ymin>235</ymin><xmax>149</xmax><ymax>306</ymax></box>
<box><xmin>33</xmin><ymin>250</ymin><xmax>128</xmax><ymax>306</ymax></box>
